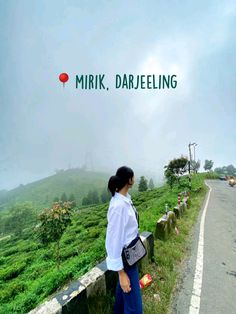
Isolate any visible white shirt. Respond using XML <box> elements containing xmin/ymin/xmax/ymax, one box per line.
<box><xmin>105</xmin><ymin>191</ymin><xmax>139</xmax><ymax>271</ymax></box>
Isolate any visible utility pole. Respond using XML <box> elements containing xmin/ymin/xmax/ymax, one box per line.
<box><xmin>188</xmin><ymin>143</ymin><xmax>192</xmax><ymax>189</ymax></box>
<box><xmin>193</xmin><ymin>143</ymin><xmax>198</xmax><ymax>173</ymax></box>
<box><xmin>188</xmin><ymin>142</ymin><xmax>197</xmax><ymax>189</ymax></box>
<box><xmin>188</xmin><ymin>143</ymin><xmax>191</xmax><ymax>173</ymax></box>
<box><xmin>193</xmin><ymin>143</ymin><xmax>198</xmax><ymax>161</ymax></box>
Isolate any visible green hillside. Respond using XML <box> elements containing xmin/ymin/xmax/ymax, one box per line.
<box><xmin>0</xmin><ymin>168</ymin><xmax>110</xmax><ymax>212</ymax></box>
<box><xmin>0</xmin><ymin>173</ymin><xmax>216</xmax><ymax>314</ymax></box>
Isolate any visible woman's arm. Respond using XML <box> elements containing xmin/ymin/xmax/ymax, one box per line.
<box><xmin>105</xmin><ymin>204</ymin><xmax>132</xmax><ymax>292</ymax></box>
<box><xmin>118</xmin><ymin>269</ymin><xmax>131</xmax><ymax>293</ymax></box>
<box><xmin>105</xmin><ymin>204</ymin><xmax>126</xmax><ymax>271</ymax></box>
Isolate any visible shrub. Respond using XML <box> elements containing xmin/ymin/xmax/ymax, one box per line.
<box><xmin>0</xmin><ymin>260</ymin><xmax>27</xmax><ymax>281</ymax></box>
<box><xmin>87</xmin><ymin>228</ymin><xmax>101</xmax><ymax>239</ymax></box>
<box><xmin>60</xmin><ymin>247</ymin><xmax>78</xmax><ymax>260</ymax></box>
<box><xmin>83</xmin><ymin>220</ymin><xmax>98</xmax><ymax>228</ymax></box>
<box><xmin>61</xmin><ymin>235</ymin><xmax>75</xmax><ymax>245</ymax></box>
<box><xmin>0</xmin><ymin>281</ymin><xmax>27</xmax><ymax>303</ymax></box>
<box><xmin>2</xmin><ymin>246</ymin><xmax>19</xmax><ymax>257</ymax></box>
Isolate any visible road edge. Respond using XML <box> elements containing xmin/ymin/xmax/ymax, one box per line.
<box><xmin>169</xmin><ymin>180</ymin><xmax>211</xmax><ymax>314</ymax></box>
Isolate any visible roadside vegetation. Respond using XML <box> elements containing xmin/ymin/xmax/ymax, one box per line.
<box><xmin>141</xmin><ymin>172</ymin><xmax>218</xmax><ymax>313</ymax></box>
<box><xmin>0</xmin><ymin>171</ymin><xmax>218</xmax><ymax>313</ymax></box>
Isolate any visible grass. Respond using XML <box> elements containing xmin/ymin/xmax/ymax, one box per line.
<box><xmin>0</xmin><ymin>172</ymin><xmax>218</xmax><ymax>313</ymax></box>
<box><xmin>141</xmin><ymin>174</ymin><xmax>210</xmax><ymax>313</ymax></box>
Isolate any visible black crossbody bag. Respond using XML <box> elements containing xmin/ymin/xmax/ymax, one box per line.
<box><xmin>121</xmin><ymin>202</ymin><xmax>147</xmax><ymax>267</ymax></box>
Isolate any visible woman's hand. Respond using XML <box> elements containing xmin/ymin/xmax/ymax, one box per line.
<box><xmin>118</xmin><ymin>269</ymin><xmax>131</xmax><ymax>293</ymax></box>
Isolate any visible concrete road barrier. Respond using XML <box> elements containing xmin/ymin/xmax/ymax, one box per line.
<box><xmin>28</xmin><ymin>231</ymin><xmax>154</xmax><ymax>314</ymax></box>
<box><xmin>155</xmin><ymin>211</ymin><xmax>177</xmax><ymax>240</ymax></box>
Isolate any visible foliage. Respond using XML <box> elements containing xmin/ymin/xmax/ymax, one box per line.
<box><xmin>148</xmin><ymin>178</ymin><xmax>155</xmax><ymax>190</ymax></box>
<box><xmin>68</xmin><ymin>193</ymin><xmax>76</xmax><ymax>208</ymax></box>
<box><xmin>191</xmin><ymin>159</ymin><xmax>201</xmax><ymax>173</ymax></box>
<box><xmin>203</xmin><ymin>171</ymin><xmax>219</xmax><ymax>179</ymax></box>
<box><xmin>0</xmin><ymin>168</ymin><xmax>108</xmax><ymax>213</ymax></box>
<box><xmin>37</xmin><ymin>201</ymin><xmax>73</xmax><ymax>269</ymax></box>
<box><xmin>3</xmin><ymin>202</ymin><xmax>37</xmax><ymax>236</ymax></box>
<box><xmin>204</xmin><ymin>159</ymin><xmax>214</xmax><ymax>171</ymax></box>
<box><xmin>0</xmin><ymin>172</ymin><xmax>217</xmax><ymax>313</ymax></box>
<box><xmin>141</xmin><ymin>175</ymin><xmax>208</xmax><ymax>313</ymax></box>
<box><xmin>138</xmin><ymin>176</ymin><xmax>148</xmax><ymax>192</ymax></box>
<box><xmin>214</xmin><ymin>164</ymin><xmax>236</xmax><ymax>176</ymax></box>
<box><xmin>164</xmin><ymin>156</ymin><xmax>188</xmax><ymax>188</ymax></box>
<box><xmin>100</xmin><ymin>188</ymin><xmax>111</xmax><ymax>203</ymax></box>
<box><xmin>60</xmin><ymin>192</ymin><xmax>68</xmax><ymax>202</ymax></box>
<box><xmin>82</xmin><ymin>189</ymin><xmax>100</xmax><ymax>206</ymax></box>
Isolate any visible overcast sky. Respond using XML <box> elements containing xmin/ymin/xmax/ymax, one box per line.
<box><xmin>0</xmin><ymin>0</ymin><xmax>236</xmax><ymax>190</ymax></box>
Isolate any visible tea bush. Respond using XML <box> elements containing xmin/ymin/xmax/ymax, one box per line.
<box><xmin>0</xmin><ymin>172</ymin><xmax>213</xmax><ymax>313</ymax></box>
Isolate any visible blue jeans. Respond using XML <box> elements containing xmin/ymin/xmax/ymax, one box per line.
<box><xmin>114</xmin><ymin>263</ymin><xmax>143</xmax><ymax>314</ymax></box>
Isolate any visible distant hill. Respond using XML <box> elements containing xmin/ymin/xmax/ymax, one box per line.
<box><xmin>0</xmin><ymin>190</ymin><xmax>8</xmax><ymax>198</ymax></box>
<box><xmin>0</xmin><ymin>168</ymin><xmax>110</xmax><ymax>212</ymax></box>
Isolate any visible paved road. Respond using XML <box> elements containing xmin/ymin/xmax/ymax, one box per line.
<box><xmin>172</xmin><ymin>180</ymin><xmax>236</xmax><ymax>314</ymax></box>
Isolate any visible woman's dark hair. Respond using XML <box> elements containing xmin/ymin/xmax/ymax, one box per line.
<box><xmin>108</xmin><ymin>166</ymin><xmax>134</xmax><ymax>196</ymax></box>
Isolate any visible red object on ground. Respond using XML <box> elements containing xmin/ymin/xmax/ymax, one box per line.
<box><xmin>139</xmin><ymin>274</ymin><xmax>153</xmax><ymax>289</ymax></box>
<box><xmin>59</xmin><ymin>73</ymin><xmax>69</xmax><ymax>87</ymax></box>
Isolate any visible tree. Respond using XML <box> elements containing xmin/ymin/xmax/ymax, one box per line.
<box><xmin>60</xmin><ymin>192</ymin><xmax>67</xmax><ymax>202</ymax></box>
<box><xmin>191</xmin><ymin>160</ymin><xmax>201</xmax><ymax>173</ymax></box>
<box><xmin>214</xmin><ymin>164</ymin><xmax>236</xmax><ymax>176</ymax></box>
<box><xmin>81</xmin><ymin>189</ymin><xmax>101</xmax><ymax>206</ymax></box>
<box><xmin>68</xmin><ymin>193</ymin><xmax>76</xmax><ymax>208</ymax></box>
<box><xmin>87</xmin><ymin>190</ymin><xmax>93</xmax><ymax>204</ymax></box>
<box><xmin>53</xmin><ymin>196</ymin><xmax>59</xmax><ymax>202</ymax></box>
<box><xmin>164</xmin><ymin>168</ymin><xmax>176</xmax><ymax>189</ymax></box>
<box><xmin>82</xmin><ymin>196</ymin><xmax>89</xmax><ymax>206</ymax></box>
<box><xmin>37</xmin><ymin>201</ymin><xmax>73</xmax><ymax>269</ymax></box>
<box><xmin>204</xmin><ymin>160</ymin><xmax>214</xmax><ymax>172</ymax></box>
<box><xmin>85</xmin><ymin>189</ymin><xmax>100</xmax><ymax>205</ymax></box>
<box><xmin>138</xmin><ymin>176</ymin><xmax>148</xmax><ymax>192</ymax></box>
<box><xmin>91</xmin><ymin>190</ymin><xmax>99</xmax><ymax>204</ymax></box>
<box><xmin>148</xmin><ymin>178</ymin><xmax>155</xmax><ymax>190</ymax></box>
<box><xmin>226</xmin><ymin>165</ymin><xmax>236</xmax><ymax>176</ymax></box>
<box><xmin>6</xmin><ymin>202</ymin><xmax>37</xmax><ymax>237</ymax></box>
<box><xmin>101</xmin><ymin>188</ymin><xmax>111</xmax><ymax>203</ymax></box>
<box><xmin>214</xmin><ymin>167</ymin><xmax>224</xmax><ymax>174</ymax></box>
<box><xmin>164</xmin><ymin>156</ymin><xmax>188</xmax><ymax>188</ymax></box>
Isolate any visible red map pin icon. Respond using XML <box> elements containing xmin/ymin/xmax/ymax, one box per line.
<box><xmin>59</xmin><ymin>73</ymin><xmax>69</xmax><ymax>88</ymax></box>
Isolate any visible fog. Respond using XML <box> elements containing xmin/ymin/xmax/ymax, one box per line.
<box><xmin>0</xmin><ymin>0</ymin><xmax>236</xmax><ymax>190</ymax></box>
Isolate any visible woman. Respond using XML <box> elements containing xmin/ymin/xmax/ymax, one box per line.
<box><xmin>105</xmin><ymin>166</ymin><xmax>143</xmax><ymax>314</ymax></box>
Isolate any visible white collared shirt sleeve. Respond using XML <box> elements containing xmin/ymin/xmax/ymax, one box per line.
<box><xmin>105</xmin><ymin>203</ymin><xmax>126</xmax><ymax>271</ymax></box>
